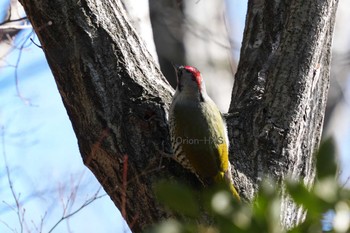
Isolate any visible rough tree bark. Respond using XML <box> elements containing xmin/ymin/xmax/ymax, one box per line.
<box><xmin>228</xmin><ymin>0</ymin><xmax>338</xmax><ymax>228</ymax></box>
<box><xmin>18</xmin><ymin>0</ymin><xmax>338</xmax><ymax>232</ymax></box>
<box><xmin>18</xmin><ymin>1</ymin><xmax>175</xmax><ymax>232</ymax></box>
<box><xmin>149</xmin><ymin>0</ymin><xmax>186</xmax><ymax>88</ymax></box>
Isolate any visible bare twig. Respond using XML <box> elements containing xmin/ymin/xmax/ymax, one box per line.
<box><xmin>47</xmin><ymin>187</ymin><xmax>106</xmax><ymax>233</ymax></box>
<box><xmin>121</xmin><ymin>155</ymin><xmax>129</xmax><ymax>219</ymax></box>
<box><xmin>1</xmin><ymin>123</ymin><xmax>107</xmax><ymax>233</ymax></box>
<box><xmin>0</xmin><ymin>219</ymin><xmax>16</xmax><ymax>233</ymax></box>
<box><xmin>340</xmin><ymin>176</ymin><xmax>350</xmax><ymax>189</ymax></box>
<box><xmin>1</xmin><ymin>125</ymin><xmax>25</xmax><ymax>233</ymax></box>
<box><xmin>85</xmin><ymin>128</ymin><xmax>110</xmax><ymax>166</ymax></box>
<box><xmin>0</xmin><ymin>24</ymin><xmax>32</xmax><ymax>30</ymax></box>
<box><xmin>31</xmin><ymin>212</ymin><xmax>47</xmax><ymax>233</ymax></box>
<box><xmin>13</xmin><ymin>30</ymin><xmax>35</xmax><ymax>105</ymax></box>
<box><xmin>30</xmin><ymin>38</ymin><xmax>42</xmax><ymax>48</ymax></box>
<box><xmin>128</xmin><ymin>213</ymin><xmax>139</xmax><ymax>230</ymax></box>
<box><xmin>0</xmin><ymin>16</ymin><xmax>28</xmax><ymax>26</ymax></box>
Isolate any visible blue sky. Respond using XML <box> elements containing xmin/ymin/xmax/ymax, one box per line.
<box><xmin>0</xmin><ymin>29</ymin><xmax>129</xmax><ymax>232</ymax></box>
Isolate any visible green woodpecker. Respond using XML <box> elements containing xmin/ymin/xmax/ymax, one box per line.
<box><xmin>169</xmin><ymin>65</ymin><xmax>240</xmax><ymax>200</ymax></box>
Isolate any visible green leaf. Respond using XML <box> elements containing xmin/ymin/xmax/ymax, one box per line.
<box><xmin>154</xmin><ymin>180</ymin><xmax>200</xmax><ymax>218</ymax></box>
<box><xmin>286</xmin><ymin>180</ymin><xmax>328</xmax><ymax>214</ymax></box>
<box><xmin>316</xmin><ymin>137</ymin><xmax>337</xmax><ymax>180</ymax></box>
<box><xmin>144</xmin><ymin>219</ymin><xmax>183</xmax><ymax>233</ymax></box>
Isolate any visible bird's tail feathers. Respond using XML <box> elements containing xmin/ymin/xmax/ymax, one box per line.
<box><xmin>214</xmin><ymin>170</ymin><xmax>240</xmax><ymax>201</ymax></box>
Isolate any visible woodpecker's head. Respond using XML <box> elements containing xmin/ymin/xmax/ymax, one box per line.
<box><xmin>173</xmin><ymin>65</ymin><xmax>207</xmax><ymax>101</ymax></box>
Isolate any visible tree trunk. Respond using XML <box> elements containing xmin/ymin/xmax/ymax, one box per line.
<box><xmin>149</xmin><ymin>0</ymin><xmax>186</xmax><ymax>88</ymax></box>
<box><xmin>18</xmin><ymin>0</ymin><xmax>177</xmax><ymax>232</ymax></box>
<box><xmin>18</xmin><ymin>0</ymin><xmax>339</xmax><ymax>231</ymax></box>
<box><xmin>228</xmin><ymin>0</ymin><xmax>338</xmax><ymax>228</ymax></box>
<box><xmin>121</xmin><ymin>0</ymin><xmax>158</xmax><ymax>62</ymax></box>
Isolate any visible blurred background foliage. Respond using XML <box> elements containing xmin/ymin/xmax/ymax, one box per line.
<box><xmin>148</xmin><ymin>138</ymin><xmax>350</xmax><ymax>233</ymax></box>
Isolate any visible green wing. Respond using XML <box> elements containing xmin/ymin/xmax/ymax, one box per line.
<box><xmin>173</xmin><ymin>100</ymin><xmax>229</xmax><ymax>178</ymax></box>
